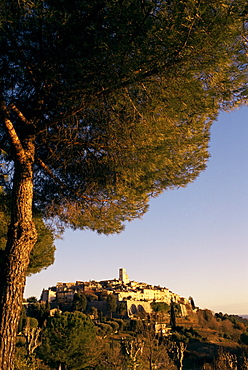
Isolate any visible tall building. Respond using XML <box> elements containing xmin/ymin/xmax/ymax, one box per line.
<box><xmin>119</xmin><ymin>268</ymin><xmax>129</xmax><ymax>284</ymax></box>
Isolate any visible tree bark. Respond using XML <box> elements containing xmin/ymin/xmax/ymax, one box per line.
<box><xmin>0</xmin><ymin>119</ymin><xmax>37</xmax><ymax>369</ymax></box>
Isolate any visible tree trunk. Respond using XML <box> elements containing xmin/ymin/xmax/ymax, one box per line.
<box><xmin>0</xmin><ymin>135</ymin><xmax>37</xmax><ymax>369</ymax></box>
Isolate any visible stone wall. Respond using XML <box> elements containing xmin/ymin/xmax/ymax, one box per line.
<box><xmin>126</xmin><ymin>300</ymin><xmax>152</xmax><ymax>317</ymax></box>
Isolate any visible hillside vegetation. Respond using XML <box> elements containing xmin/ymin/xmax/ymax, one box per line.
<box><xmin>15</xmin><ymin>298</ymin><xmax>248</xmax><ymax>370</ymax></box>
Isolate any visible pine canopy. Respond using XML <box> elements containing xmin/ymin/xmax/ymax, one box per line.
<box><xmin>0</xmin><ymin>0</ymin><xmax>247</xmax><ymax>234</ymax></box>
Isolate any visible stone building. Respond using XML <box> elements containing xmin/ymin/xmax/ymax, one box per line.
<box><xmin>119</xmin><ymin>268</ymin><xmax>129</xmax><ymax>284</ymax></box>
<box><xmin>40</xmin><ymin>268</ymin><xmax>191</xmax><ymax>318</ymax></box>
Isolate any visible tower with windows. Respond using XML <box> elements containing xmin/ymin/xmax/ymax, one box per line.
<box><xmin>119</xmin><ymin>268</ymin><xmax>129</xmax><ymax>284</ymax></box>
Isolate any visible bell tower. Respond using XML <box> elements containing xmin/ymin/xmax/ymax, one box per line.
<box><xmin>119</xmin><ymin>268</ymin><xmax>129</xmax><ymax>284</ymax></box>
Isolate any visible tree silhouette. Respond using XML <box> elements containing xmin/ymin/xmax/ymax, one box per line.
<box><xmin>107</xmin><ymin>294</ymin><xmax>117</xmax><ymax>318</ymax></box>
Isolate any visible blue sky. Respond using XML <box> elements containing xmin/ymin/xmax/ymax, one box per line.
<box><xmin>25</xmin><ymin>106</ymin><xmax>248</xmax><ymax>315</ymax></box>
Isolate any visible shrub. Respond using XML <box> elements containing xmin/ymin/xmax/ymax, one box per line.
<box><xmin>96</xmin><ymin>323</ymin><xmax>113</xmax><ymax>337</ymax></box>
<box><xmin>107</xmin><ymin>320</ymin><xmax>119</xmax><ymax>333</ymax></box>
<box><xmin>240</xmin><ymin>332</ymin><xmax>248</xmax><ymax>345</ymax></box>
<box><xmin>112</xmin><ymin>318</ymin><xmax>126</xmax><ymax>332</ymax></box>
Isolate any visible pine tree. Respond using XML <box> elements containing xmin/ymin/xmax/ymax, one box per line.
<box><xmin>38</xmin><ymin>312</ymin><xmax>97</xmax><ymax>370</ymax></box>
<box><xmin>0</xmin><ymin>1</ymin><xmax>247</xmax><ymax>367</ymax></box>
<box><xmin>71</xmin><ymin>292</ymin><xmax>87</xmax><ymax>312</ymax></box>
<box><xmin>107</xmin><ymin>294</ymin><xmax>117</xmax><ymax>318</ymax></box>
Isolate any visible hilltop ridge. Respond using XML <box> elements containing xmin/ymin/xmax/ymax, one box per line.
<box><xmin>23</xmin><ymin>269</ymin><xmax>248</xmax><ymax>369</ymax></box>
<box><xmin>40</xmin><ymin>268</ymin><xmax>194</xmax><ymax>318</ymax></box>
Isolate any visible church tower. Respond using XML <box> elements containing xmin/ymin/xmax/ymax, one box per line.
<box><xmin>119</xmin><ymin>268</ymin><xmax>129</xmax><ymax>284</ymax></box>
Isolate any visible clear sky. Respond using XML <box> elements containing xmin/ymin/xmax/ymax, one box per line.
<box><xmin>25</xmin><ymin>106</ymin><xmax>248</xmax><ymax>316</ymax></box>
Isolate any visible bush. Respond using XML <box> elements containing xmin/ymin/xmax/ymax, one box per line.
<box><xmin>96</xmin><ymin>323</ymin><xmax>113</xmax><ymax>337</ymax></box>
<box><xmin>197</xmin><ymin>309</ymin><xmax>219</xmax><ymax>330</ymax></box>
<box><xmin>240</xmin><ymin>332</ymin><xmax>248</xmax><ymax>345</ymax></box>
<box><xmin>112</xmin><ymin>318</ymin><xmax>126</xmax><ymax>332</ymax></box>
<box><xmin>23</xmin><ymin>317</ymin><xmax>39</xmax><ymax>329</ymax></box>
<box><xmin>151</xmin><ymin>302</ymin><xmax>170</xmax><ymax>313</ymax></box>
<box><xmin>129</xmin><ymin>318</ymin><xmax>144</xmax><ymax>333</ymax></box>
<box><xmin>107</xmin><ymin>320</ymin><xmax>119</xmax><ymax>333</ymax></box>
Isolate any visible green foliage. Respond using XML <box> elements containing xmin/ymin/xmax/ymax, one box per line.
<box><xmin>26</xmin><ymin>302</ymin><xmax>50</xmax><ymax>328</ymax></box>
<box><xmin>23</xmin><ymin>317</ymin><xmax>39</xmax><ymax>329</ymax></box>
<box><xmin>86</xmin><ymin>293</ymin><xmax>99</xmax><ymax>302</ymax></box>
<box><xmin>171</xmin><ymin>326</ymin><xmax>200</xmax><ymax>343</ymax></box>
<box><xmin>0</xmin><ymin>194</ymin><xmax>55</xmax><ymax>275</ymax></box>
<box><xmin>96</xmin><ymin>322</ymin><xmax>113</xmax><ymax>338</ymax></box>
<box><xmin>151</xmin><ymin>301</ymin><xmax>170</xmax><ymax>313</ymax></box>
<box><xmin>170</xmin><ymin>302</ymin><xmax>177</xmax><ymax>330</ymax></box>
<box><xmin>117</xmin><ymin>301</ymin><xmax>127</xmax><ymax>318</ymax></box>
<box><xmin>240</xmin><ymin>332</ymin><xmax>248</xmax><ymax>345</ymax></box>
<box><xmin>0</xmin><ymin>2</ymin><xmax>248</xmax><ymax>364</ymax></box>
<box><xmin>26</xmin><ymin>297</ymin><xmax>38</xmax><ymax>304</ymax></box>
<box><xmin>38</xmin><ymin>312</ymin><xmax>96</xmax><ymax>369</ymax></box>
<box><xmin>107</xmin><ymin>294</ymin><xmax>117</xmax><ymax>315</ymax></box>
<box><xmin>196</xmin><ymin>309</ymin><xmax>248</xmax><ymax>342</ymax></box>
<box><xmin>129</xmin><ymin>318</ymin><xmax>144</xmax><ymax>333</ymax></box>
<box><xmin>18</xmin><ymin>306</ymin><xmax>27</xmax><ymax>333</ymax></box>
<box><xmin>27</xmin><ymin>214</ymin><xmax>56</xmax><ymax>276</ymax></box>
<box><xmin>170</xmin><ymin>331</ymin><xmax>190</xmax><ymax>345</ymax></box>
<box><xmin>106</xmin><ymin>320</ymin><xmax>119</xmax><ymax>333</ymax></box>
<box><xmin>216</xmin><ymin>312</ymin><xmax>248</xmax><ymax>327</ymax></box>
<box><xmin>72</xmin><ymin>292</ymin><xmax>87</xmax><ymax>312</ymax></box>
<box><xmin>111</xmin><ymin>318</ymin><xmax>126</xmax><ymax>332</ymax></box>
<box><xmin>189</xmin><ymin>296</ymin><xmax>196</xmax><ymax>310</ymax></box>
<box><xmin>1</xmin><ymin>0</ymin><xmax>247</xmax><ymax>234</ymax></box>
<box><xmin>89</xmin><ymin>306</ymin><xmax>98</xmax><ymax>319</ymax></box>
<box><xmin>14</xmin><ymin>347</ymin><xmax>49</xmax><ymax>370</ymax></box>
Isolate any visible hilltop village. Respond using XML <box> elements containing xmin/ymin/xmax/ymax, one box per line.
<box><xmin>25</xmin><ymin>269</ymin><xmax>248</xmax><ymax>369</ymax></box>
<box><xmin>41</xmin><ymin>268</ymin><xmax>194</xmax><ymax>319</ymax></box>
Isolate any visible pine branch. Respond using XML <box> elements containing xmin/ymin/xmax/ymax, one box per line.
<box><xmin>36</xmin><ymin>156</ymin><xmax>107</xmax><ymax>203</ymax></box>
<box><xmin>0</xmin><ymin>98</ymin><xmax>25</xmax><ymax>162</ymax></box>
<box><xmin>9</xmin><ymin>104</ymin><xmax>31</xmax><ymax>125</ymax></box>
